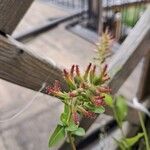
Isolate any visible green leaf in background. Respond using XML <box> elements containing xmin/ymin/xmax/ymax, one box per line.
<box><xmin>92</xmin><ymin>106</ymin><xmax>105</xmax><ymax>114</ymax></box>
<box><xmin>72</xmin><ymin>127</ymin><xmax>85</xmax><ymax>136</ymax></box>
<box><xmin>65</xmin><ymin>123</ymin><xmax>78</xmax><ymax>132</ymax></box>
<box><xmin>48</xmin><ymin>125</ymin><xmax>65</xmax><ymax>147</ymax></box>
<box><xmin>121</xmin><ymin>133</ymin><xmax>144</xmax><ymax>148</ymax></box>
<box><xmin>103</xmin><ymin>94</ymin><xmax>113</xmax><ymax>107</ymax></box>
<box><xmin>114</xmin><ymin>96</ymin><xmax>128</xmax><ymax>126</ymax></box>
<box><xmin>113</xmin><ymin>138</ymin><xmax>127</xmax><ymax>150</ymax></box>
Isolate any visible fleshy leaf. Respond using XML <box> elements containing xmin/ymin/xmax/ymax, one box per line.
<box><xmin>122</xmin><ymin>133</ymin><xmax>144</xmax><ymax>148</ymax></box>
<box><xmin>72</xmin><ymin>127</ymin><xmax>85</xmax><ymax>136</ymax></box>
<box><xmin>65</xmin><ymin>123</ymin><xmax>78</xmax><ymax>132</ymax></box>
<box><xmin>48</xmin><ymin>125</ymin><xmax>65</xmax><ymax>147</ymax></box>
<box><xmin>113</xmin><ymin>138</ymin><xmax>126</xmax><ymax>150</ymax></box>
<box><xmin>84</xmin><ymin>102</ymin><xmax>94</xmax><ymax>109</ymax></box>
<box><xmin>93</xmin><ymin>76</ymin><xmax>101</xmax><ymax>85</ymax></box>
<box><xmin>92</xmin><ymin>106</ymin><xmax>105</xmax><ymax>114</ymax></box>
<box><xmin>104</xmin><ymin>94</ymin><xmax>113</xmax><ymax>107</ymax></box>
<box><xmin>60</xmin><ymin>113</ymin><xmax>68</xmax><ymax>125</ymax></box>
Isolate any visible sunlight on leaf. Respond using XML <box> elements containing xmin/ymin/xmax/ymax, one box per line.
<box><xmin>104</xmin><ymin>94</ymin><xmax>113</xmax><ymax>107</ymax></box>
<box><xmin>48</xmin><ymin>125</ymin><xmax>65</xmax><ymax>147</ymax></box>
<box><xmin>114</xmin><ymin>96</ymin><xmax>128</xmax><ymax>126</ymax></box>
<box><xmin>72</xmin><ymin>127</ymin><xmax>85</xmax><ymax>136</ymax></box>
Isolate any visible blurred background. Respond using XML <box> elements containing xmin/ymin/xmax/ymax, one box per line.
<box><xmin>0</xmin><ymin>0</ymin><xmax>149</xmax><ymax>149</ymax></box>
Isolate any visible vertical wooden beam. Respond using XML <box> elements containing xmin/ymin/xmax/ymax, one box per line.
<box><xmin>137</xmin><ymin>54</ymin><xmax>150</xmax><ymax>100</ymax></box>
<box><xmin>88</xmin><ymin>0</ymin><xmax>102</xmax><ymax>34</ymax></box>
<box><xmin>98</xmin><ymin>0</ymin><xmax>103</xmax><ymax>36</ymax></box>
<box><xmin>0</xmin><ymin>0</ymin><xmax>34</xmax><ymax>34</ymax></box>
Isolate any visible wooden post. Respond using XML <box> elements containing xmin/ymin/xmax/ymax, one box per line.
<box><xmin>88</xmin><ymin>0</ymin><xmax>102</xmax><ymax>35</ymax></box>
<box><xmin>114</xmin><ymin>12</ymin><xmax>122</xmax><ymax>40</ymax></box>
<box><xmin>0</xmin><ymin>0</ymin><xmax>34</xmax><ymax>34</ymax></box>
<box><xmin>137</xmin><ymin>54</ymin><xmax>150</xmax><ymax>100</ymax></box>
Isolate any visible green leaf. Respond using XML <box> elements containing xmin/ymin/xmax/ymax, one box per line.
<box><xmin>113</xmin><ymin>138</ymin><xmax>127</xmax><ymax>150</ymax></box>
<box><xmin>72</xmin><ymin>127</ymin><xmax>85</xmax><ymax>136</ymax></box>
<box><xmin>48</xmin><ymin>125</ymin><xmax>65</xmax><ymax>147</ymax></box>
<box><xmin>114</xmin><ymin>96</ymin><xmax>128</xmax><ymax>126</ymax></box>
<box><xmin>64</xmin><ymin>105</ymin><xmax>69</xmax><ymax>114</ymax></box>
<box><xmin>65</xmin><ymin>123</ymin><xmax>78</xmax><ymax>132</ymax></box>
<box><xmin>93</xmin><ymin>76</ymin><xmax>101</xmax><ymax>85</ymax></box>
<box><xmin>84</xmin><ymin>102</ymin><xmax>94</xmax><ymax>109</ymax></box>
<box><xmin>123</xmin><ymin>133</ymin><xmax>144</xmax><ymax>148</ymax></box>
<box><xmin>103</xmin><ymin>94</ymin><xmax>113</xmax><ymax>107</ymax></box>
<box><xmin>60</xmin><ymin>113</ymin><xmax>68</xmax><ymax>125</ymax></box>
<box><xmin>60</xmin><ymin>105</ymin><xmax>70</xmax><ymax>125</ymax></box>
<box><xmin>92</xmin><ymin>106</ymin><xmax>105</xmax><ymax>114</ymax></box>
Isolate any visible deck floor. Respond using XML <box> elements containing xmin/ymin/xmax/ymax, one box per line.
<box><xmin>0</xmin><ymin>1</ymin><xmax>143</xmax><ymax>150</ymax></box>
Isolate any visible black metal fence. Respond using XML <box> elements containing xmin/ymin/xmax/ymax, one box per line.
<box><xmin>14</xmin><ymin>0</ymin><xmax>149</xmax><ymax>43</ymax></box>
<box><xmin>102</xmin><ymin>0</ymin><xmax>148</xmax><ymax>41</ymax></box>
<box><xmin>44</xmin><ymin>0</ymin><xmax>87</xmax><ymax>11</ymax></box>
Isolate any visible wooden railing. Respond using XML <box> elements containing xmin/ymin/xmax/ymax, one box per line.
<box><xmin>0</xmin><ymin>0</ymin><xmax>150</xmax><ymax>149</ymax></box>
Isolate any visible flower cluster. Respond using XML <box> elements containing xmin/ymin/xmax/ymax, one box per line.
<box><xmin>46</xmin><ymin>63</ymin><xmax>111</xmax><ymax>125</ymax></box>
<box><xmin>94</xmin><ymin>30</ymin><xmax>114</xmax><ymax>64</ymax></box>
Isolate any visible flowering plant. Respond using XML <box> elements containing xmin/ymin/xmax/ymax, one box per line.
<box><xmin>46</xmin><ymin>63</ymin><xmax>113</xmax><ymax>149</ymax></box>
<box><xmin>46</xmin><ymin>31</ymin><xmax>113</xmax><ymax>150</ymax></box>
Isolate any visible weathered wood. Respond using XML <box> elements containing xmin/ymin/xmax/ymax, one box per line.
<box><xmin>0</xmin><ymin>0</ymin><xmax>34</xmax><ymax>34</ymax></box>
<box><xmin>0</xmin><ymin>35</ymin><xmax>67</xmax><ymax>92</ymax></box>
<box><xmin>88</xmin><ymin>0</ymin><xmax>102</xmax><ymax>34</ymax></box>
<box><xmin>137</xmin><ymin>54</ymin><xmax>150</xmax><ymax>100</ymax></box>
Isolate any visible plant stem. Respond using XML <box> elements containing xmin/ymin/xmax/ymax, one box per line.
<box><xmin>68</xmin><ymin>133</ymin><xmax>76</xmax><ymax>150</ymax></box>
<box><xmin>67</xmin><ymin>105</ymin><xmax>76</xmax><ymax>150</ymax></box>
<box><xmin>138</xmin><ymin>112</ymin><xmax>150</xmax><ymax>150</ymax></box>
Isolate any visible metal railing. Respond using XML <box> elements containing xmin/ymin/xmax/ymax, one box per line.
<box><xmin>102</xmin><ymin>0</ymin><xmax>149</xmax><ymax>41</ymax></box>
<box><xmin>43</xmin><ymin>0</ymin><xmax>87</xmax><ymax>11</ymax></box>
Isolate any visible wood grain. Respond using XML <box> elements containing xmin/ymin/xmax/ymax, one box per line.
<box><xmin>0</xmin><ymin>0</ymin><xmax>33</xmax><ymax>34</ymax></box>
<box><xmin>0</xmin><ymin>35</ymin><xmax>68</xmax><ymax>92</ymax></box>
<box><xmin>137</xmin><ymin>54</ymin><xmax>150</xmax><ymax>100</ymax></box>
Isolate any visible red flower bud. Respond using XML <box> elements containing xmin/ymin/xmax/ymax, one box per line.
<box><xmin>63</xmin><ymin>69</ymin><xmax>69</xmax><ymax>79</ymax></box>
<box><xmin>83</xmin><ymin>111</ymin><xmax>95</xmax><ymax>118</ymax></box>
<box><xmin>102</xmin><ymin>75</ymin><xmax>110</xmax><ymax>82</ymax></box>
<box><xmin>46</xmin><ymin>80</ymin><xmax>61</xmax><ymax>95</ymax></box>
<box><xmin>70</xmin><ymin>65</ymin><xmax>75</xmax><ymax>79</ymax></box>
<box><xmin>54</xmin><ymin>80</ymin><xmax>61</xmax><ymax>91</ymax></box>
<box><xmin>77</xmin><ymin>107</ymin><xmax>95</xmax><ymax>118</ymax></box>
<box><xmin>63</xmin><ymin>69</ymin><xmax>76</xmax><ymax>90</ymax></box>
<box><xmin>92</xmin><ymin>65</ymin><xmax>96</xmax><ymax>75</ymax></box>
<box><xmin>69</xmin><ymin>91</ymin><xmax>77</xmax><ymax>97</ymax></box>
<box><xmin>102</xmin><ymin>64</ymin><xmax>108</xmax><ymax>76</ymax></box>
<box><xmin>84</xmin><ymin>63</ymin><xmax>92</xmax><ymax>80</ymax></box>
<box><xmin>72</xmin><ymin>112</ymin><xmax>79</xmax><ymax>125</ymax></box>
<box><xmin>92</xmin><ymin>96</ymin><xmax>105</xmax><ymax>106</ymax></box>
<box><xmin>80</xmin><ymin>82</ymin><xmax>89</xmax><ymax>89</ymax></box>
<box><xmin>76</xmin><ymin>65</ymin><xmax>81</xmax><ymax>77</ymax></box>
<box><xmin>98</xmin><ymin>87</ymin><xmax>111</xmax><ymax>93</ymax></box>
